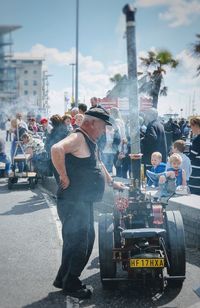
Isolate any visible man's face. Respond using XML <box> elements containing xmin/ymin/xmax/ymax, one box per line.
<box><xmin>17</xmin><ymin>114</ymin><xmax>22</xmax><ymax>120</ymax></box>
<box><xmin>92</xmin><ymin>119</ymin><xmax>106</xmax><ymax>140</ymax></box>
<box><xmin>90</xmin><ymin>98</ymin><xmax>97</xmax><ymax>107</ymax></box>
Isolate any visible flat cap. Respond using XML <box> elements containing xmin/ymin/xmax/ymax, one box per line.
<box><xmin>85</xmin><ymin>107</ymin><xmax>112</xmax><ymax>126</ymax></box>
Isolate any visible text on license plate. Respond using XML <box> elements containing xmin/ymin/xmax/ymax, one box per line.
<box><xmin>130</xmin><ymin>258</ymin><xmax>165</xmax><ymax>268</ymax></box>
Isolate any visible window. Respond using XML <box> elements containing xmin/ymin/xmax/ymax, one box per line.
<box><xmin>33</xmin><ymin>90</ymin><xmax>37</xmax><ymax>96</ymax></box>
<box><xmin>24</xmin><ymin>70</ymin><xmax>28</xmax><ymax>74</ymax></box>
<box><xmin>33</xmin><ymin>80</ymin><xmax>37</xmax><ymax>86</ymax></box>
<box><xmin>33</xmin><ymin>70</ymin><xmax>37</xmax><ymax>74</ymax></box>
<box><xmin>24</xmin><ymin>90</ymin><xmax>28</xmax><ymax>95</ymax></box>
<box><xmin>24</xmin><ymin>80</ymin><xmax>28</xmax><ymax>86</ymax></box>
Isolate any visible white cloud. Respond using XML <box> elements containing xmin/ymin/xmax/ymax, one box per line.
<box><xmin>135</xmin><ymin>0</ymin><xmax>200</xmax><ymax>27</ymax></box>
<box><xmin>176</xmin><ymin>49</ymin><xmax>200</xmax><ymax>82</ymax></box>
<box><xmin>15</xmin><ymin>44</ymin><xmax>75</xmax><ymax>65</ymax></box>
<box><xmin>15</xmin><ymin>44</ymin><xmax>104</xmax><ymax>72</ymax></box>
<box><xmin>15</xmin><ymin>43</ymin><xmax>200</xmax><ymax>117</ymax></box>
<box><xmin>159</xmin><ymin>1</ymin><xmax>200</xmax><ymax>27</ymax></box>
<box><xmin>135</xmin><ymin>0</ymin><xmax>168</xmax><ymax>7</ymax></box>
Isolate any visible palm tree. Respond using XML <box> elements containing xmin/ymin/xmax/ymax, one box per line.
<box><xmin>110</xmin><ymin>73</ymin><xmax>123</xmax><ymax>84</ymax></box>
<box><xmin>191</xmin><ymin>34</ymin><xmax>200</xmax><ymax>76</ymax></box>
<box><xmin>139</xmin><ymin>50</ymin><xmax>179</xmax><ymax>109</ymax></box>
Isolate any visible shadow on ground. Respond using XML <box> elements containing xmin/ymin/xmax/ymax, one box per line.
<box><xmin>22</xmin><ymin>291</ymin><xmax>66</xmax><ymax>308</ymax></box>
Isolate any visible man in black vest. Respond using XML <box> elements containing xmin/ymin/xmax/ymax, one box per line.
<box><xmin>51</xmin><ymin>107</ymin><xmax>124</xmax><ymax>299</ymax></box>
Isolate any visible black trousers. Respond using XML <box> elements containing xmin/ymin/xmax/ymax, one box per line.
<box><xmin>55</xmin><ymin>199</ymin><xmax>95</xmax><ymax>288</ymax></box>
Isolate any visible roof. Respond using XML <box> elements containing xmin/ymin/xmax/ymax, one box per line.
<box><xmin>0</xmin><ymin>25</ymin><xmax>22</xmax><ymax>35</ymax></box>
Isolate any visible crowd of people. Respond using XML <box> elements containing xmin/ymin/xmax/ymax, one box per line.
<box><xmin>1</xmin><ymin>101</ymin><xmax>200</xmax><ymax>198</ymax></box>
<box><xmin>0</xmin><ymin>98</ymin><xmax>200</xmax><ymax>299</ymax></box>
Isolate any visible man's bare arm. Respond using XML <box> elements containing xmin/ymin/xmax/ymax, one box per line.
<box><xmin>51</xmin><ymin>133</ymin><xmax>81</xmax><ymax>188</ymax></box>
<box><xmin>100</xmin><ymin>161</ymin><xmax>125</xmax><ymax>190</ymax></box>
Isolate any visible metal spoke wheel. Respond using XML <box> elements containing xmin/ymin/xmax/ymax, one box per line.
<box><xmin>165</xmin><ymin>210</ymin><xmax>186</xmax><ymax>287</ymax></box>
<box><xmin>98</xmin><ymin>213</ymin><xmax>116</xmax><ymax>288</ymax></box>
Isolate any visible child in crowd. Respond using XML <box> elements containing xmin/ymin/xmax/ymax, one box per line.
<box><xmin>159</xmin><ymin>153</ymin><xmax>187</xmax><ymax>187</ymax></box>
<box><xmin>166</xmin><ymin>139</ymin><xmax>192</xmax><ymax>183</ymax></box>
<box><xmin>62</xmin><ymin>114</ymin><xmax>73</xmax><ymax>132</ymax></box>
<box><xmin>146</xmin><ymin>152</ymin><xmax>166</xmax><ymax>187</ymax></box>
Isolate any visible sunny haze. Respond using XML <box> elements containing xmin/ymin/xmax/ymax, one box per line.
<box><xmin>1</xmin><ymin>0</ymin><xmax>200</xmax><ymax>117</ymax></box>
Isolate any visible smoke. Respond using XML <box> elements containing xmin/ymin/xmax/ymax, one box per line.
<box><xmin>0</xmin><ymin>96</ymin><xmax>47</xmax><ymax>124</ymax></box>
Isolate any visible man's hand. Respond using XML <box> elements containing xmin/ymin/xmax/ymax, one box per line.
<box><xmin>113</xmin><ymin>181</ymin><xmax>126</xmax><ymax>190</ymax></box>
<box><xmin>59</xmin><ymin>174</ymin><xmax>70</xmax><ymax>189</ymax></box>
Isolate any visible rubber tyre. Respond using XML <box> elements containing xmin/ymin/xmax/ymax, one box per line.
<box><xmin>8</xmin><ymin>177</ymin><xmax>18</xmax><ymax>189</ymax></box>
<box><xmin>29</xmin><ymin>178</ymin><xmax>36</xmax><ymax>189</ymax></box>
<box><xmin>8</xmin><ymin>178</ymin><xmax>13</xmax><ymax>190</ymax></box>
<box><xmin>165</xmin><ymin>210</ymin><xmax>186</xmax><ymax>287</ymax></box>
<box><xmin>98</xmin><ymin>213</ymin><xmax>116</xmax><ymax>287</ymax></box>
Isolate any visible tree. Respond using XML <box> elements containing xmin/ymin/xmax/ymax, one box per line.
<box><xmin>139</xmin><ymin>50</ymin><xmax>179</xmax><ymax>109</ymax></box>
<box><xmin>191</xmin><ymin>34</ymin><xmax>200</xmax><ymax>76</ymax></box>
<box><xmin>110</xmin><ymin>73</ymin><xmax>123</xmax><ymax>84</ymax></box>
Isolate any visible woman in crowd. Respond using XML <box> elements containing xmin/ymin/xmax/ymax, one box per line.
<box><xmin>188</xmin><ymin>116</ymin><xmax>200</xmax><ymax>195</ymax></box>
<box><xmin>45</xmin><ymin>114</ymin><xmax>69</xmax><ymax>183</ymax></box>
<box><xmin>62</xmin><ymin>114</ymin><xmax>73</xmax><ymax>132</ymax></box>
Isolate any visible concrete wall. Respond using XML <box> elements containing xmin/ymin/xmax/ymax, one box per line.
<box><xmin>167</xmin><ymin>195</ymin><xmax>200</xmax><ymax>249</ymax></box>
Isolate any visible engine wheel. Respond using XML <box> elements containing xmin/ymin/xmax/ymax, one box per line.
<box><xmin>8</xmin><ymin>178</ymin><xmax>13</xmax><ymax>190</ymax></box>
<box><xmin>29</xmin><ymin>178</ymin><xmax>36</xmax><ymax>189</ymax></box>
<box><xmin>8</xmin><ymin>177</ymin><xmax>18</xmax><ymax>189</ymax></box>
<box><xmin>98</xmin><ymin>213</ymin><xmax>116</xmax><ymax>288</ymax></box>
<box><xmin>165</xmin><ymin>210</ymin><xmax>186</xmax><ymax>287</ymax></box>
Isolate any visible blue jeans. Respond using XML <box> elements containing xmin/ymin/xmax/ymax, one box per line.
<box><xmin>55</xmin><ymin>199</ymin><xmax>95</xmax><ymax>287</ymax></box>
<box><xmin>0</xmin><ymin>153</ymin><xmax>11</xmax><ymax>176</ymax></box>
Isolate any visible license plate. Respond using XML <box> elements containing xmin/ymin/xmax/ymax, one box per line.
<box><xmin>130</xmin><ymin>258</ymin><xmax>165</xmax><ymax>268</ymax></box>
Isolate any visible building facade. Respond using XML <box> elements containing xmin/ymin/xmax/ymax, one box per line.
<box><xmin>12</xmin><ymin>57</ymin><xmax>44</xmax><ymax>109</ymax></box>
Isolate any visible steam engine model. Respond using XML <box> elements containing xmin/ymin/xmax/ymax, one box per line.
<box><xmin>98</xmin><ymin>184</ymin><xmax>186</xmax><ymax>292</ymax></box>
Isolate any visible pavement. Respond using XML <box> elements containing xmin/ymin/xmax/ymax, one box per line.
<box><xmin>0</xmin><ymin>178</ymin><xmax>65</xmax><ymax>308</ymax></box>
<box><xmin>0</xmin><ymin>130</ymin><xmax>66</xmax><ymax>307</ymax></box>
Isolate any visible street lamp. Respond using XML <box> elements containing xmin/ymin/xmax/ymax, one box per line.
<box><xmin>69</xmin><ymin>63</ymin><xmax>75</xmax><ymax>104</ymax></box>
<box><xmin>75</xmin><ymin>0</ymin><xmax>79</xmax><ymax>107</ymax></box>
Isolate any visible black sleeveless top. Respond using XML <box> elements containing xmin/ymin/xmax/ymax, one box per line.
<box><xmin>57</xmin><ymin>129</ymin><xmax>105</xmax><ymax>202</ymax></box>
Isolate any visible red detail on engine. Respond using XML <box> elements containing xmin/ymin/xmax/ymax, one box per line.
<box><xmin>152</xmin><ymin>205</ymin><xmax>163</xmax><ymax>225</ymax></box>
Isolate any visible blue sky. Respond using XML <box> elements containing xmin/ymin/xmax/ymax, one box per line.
<box><xmin>1</xmin><ymin>0</ymin><xmax>200</xmax><ymax>117</ymax></box>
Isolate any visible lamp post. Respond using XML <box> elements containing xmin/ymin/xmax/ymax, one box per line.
<box><xmin>69</xmin><ymin>63</ymin><xmax>75</xmax><ymax>104</ymax></box>
<box><xmin>75</xmin><ymin>0</ymin><xmax>79</xmax><ymax>107</ymax></box>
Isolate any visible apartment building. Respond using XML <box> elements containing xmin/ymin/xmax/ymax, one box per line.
<box><xmin>13</xmin><ymin>57</ymin><xmax>44</xmax><ymax>107</ymax></box>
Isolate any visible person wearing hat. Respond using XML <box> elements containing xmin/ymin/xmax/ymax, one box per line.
<box><xmin>40</xmin><ymin>117</ymin><xmax>52</xmax><ymax>137</ymax></box>
<box><xmin>51</xmin><ymin>107</ymin><xmax>125</xmax><ymax>299</ymax></box>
